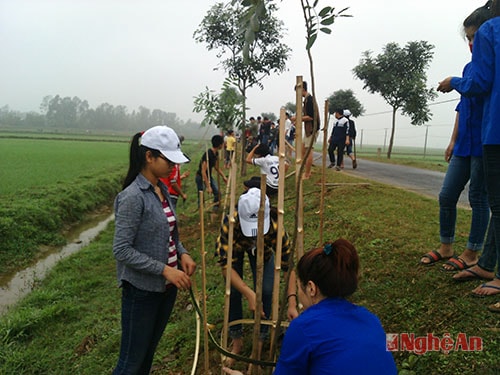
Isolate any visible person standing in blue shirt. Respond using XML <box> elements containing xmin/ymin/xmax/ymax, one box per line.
<box><xmin>420</xmin><ymin>4</ymin><xmax>490</xmax><ymax>274</ymax></box>
<box><xmin>223</xmin><ymin>238</ymin><xmax>397</xmax><ymax>375</ymax></box>
<box><xmin>438</xmin><ymin>0</ymin><xmax>500</xmax><ymax>304</ymax></box>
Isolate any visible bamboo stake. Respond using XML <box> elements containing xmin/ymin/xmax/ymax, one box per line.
<box><xmin>221</xmin><ymin>143</ymin><xmax>238</xmax><ymax>371</ymax></box>
<box><xmin>269</xmin><ymin>107</ymin><xmax>286</xmax><ymax>357</ymax></box>
<box><xmin>220</xmin><ymin>149</ymin><xmax>234</xmax><ymax>226</ymax></box>
<box><xmin>319</xmin><ymin>99</ymin><xmax>329</xmax><ymax>244</ymax></box>
<box><xmin>251</xmin><ymin>177</ymin><xmax>267</xmax><ymax>375</ymax></box>
<box><xmin>295</xmin><ymin>76</ymin><xmax>304</xmax><ymax>260</ymax></box>
<box><xmin>198</xmin><ymin>191</ymin><xmax>210</xmax><ymax>373</ymax></box>
<box><xmin>295</xmin><ymin>76</ymin><xmax>303</xmax><ymax>186</ymax></box>
<box><xmin>190</xmin><ymin>278</ymin><xmax>201</xmax><ymax>375</ymax></box>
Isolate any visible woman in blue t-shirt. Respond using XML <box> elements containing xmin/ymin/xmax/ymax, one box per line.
<box><xmin>420</xmin><ymin>3</ymin><xmax>491</xmax><ymax>273</ymax></box>
<box><xmin>223</xmin><ymin>238</ymin><xmax>397</xmax><ymax>375</ymax></box>
<box><xmin>438</xmin><ymin>0</ymin><xmax>500</xmax><ymax>304</ymax></box>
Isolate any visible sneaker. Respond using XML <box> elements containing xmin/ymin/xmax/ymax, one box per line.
<box><xmin>328</xmin><ymin>163</ymin><xmax>334</xmax><ymax>168</ymax></box>
<box><xmin>335</xmin><ymin>166</ymin><xmax>341</xmax><ymax>171</ymax></box>
<box><xmin>353</xmin><ymin>159</ymin><xmax>358</xmax><ymax>169</ymax></box>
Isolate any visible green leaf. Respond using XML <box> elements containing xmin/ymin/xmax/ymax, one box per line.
<box><xmin>320</xmin><ymin>27</ymin><xmax>332</xmax><ymax>34</ymax></box>
<box><xmin>320</xmin><ymin>16</ymin><xmax>335</xmax><ymax>25</ymax></box>
<box><xmin>319</xmin><ymin>6</ymin><xmax>333</xmax><ymax>17</ymax></box>
<box><xmin>306</xmin><ymin>33</ymin><xmax>318</xmax><ymax>50</ymax></box>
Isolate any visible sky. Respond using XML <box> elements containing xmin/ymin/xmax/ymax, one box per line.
<box><xmin>0</xmin><ymin>0</ymin><xmax>489</xmax><ymax>149</ymax></box>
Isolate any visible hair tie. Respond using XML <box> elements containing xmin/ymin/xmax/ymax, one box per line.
<box><xmin>323</xmin><ymin>243</ymin><xmax>333</xmax><ymax>255</ymax></box>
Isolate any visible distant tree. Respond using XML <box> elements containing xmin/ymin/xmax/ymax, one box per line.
<box><xmin>194</xmin><ymin>0</ymin><xmax>290</xmax><ymax>174</ymax></box>
<box><xmin>0</xmin><ymin>105</ymin><xmax>23</xmax><ymax>127</ymax></box>
<box><xmin>193</xmin><ymin>80</ymin><xmax>245</xmax><ymax>132</ymax></box>
<box><xmin>353</xmin><ymin>41</ymin><xmax>437</xmax><ymax>158</ymax></box>
<box><xmin>284</xmin><ymin>102</ymin><xmax>296</xmax><ymax>115</ymax></box>
<box><xmin>260</xmin><ymin>112</ymin><xmax>277</xmax><ymax>122</ymax></box>
<box><xmin>327</xmin><ymin>89</ymin><xmax>364</xmax><ymax>117</ymax></box>
<box><xmin>24</xmin><ymin>112</ymin><xmax>46</xmax><ymax>129</ymax></box>
<box><xmin>40</xmin><ymin>95</ymin><xmax>53</xmax><ymax>115</ymax></box>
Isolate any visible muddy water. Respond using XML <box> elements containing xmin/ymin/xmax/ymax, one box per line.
<box><xmin>0</xmin><ymin>212</ymin><xmax>114</xmax><ymax>316</ymax></box>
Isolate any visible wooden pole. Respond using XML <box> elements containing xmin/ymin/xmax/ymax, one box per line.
<box><xmin>295</xmin><ymin>76</ymin><xmax>303</xmax><ymax>185</ymax></box>
<box><xmin>251</xmin><ymin>177</ymin><xmax>267</xmax><ymax>374</ymax></box>
<box><xmin>221</xmin><ymin>143</ymin><xmax>238</xmax><ymax>370</ymax></box>
<box><xmin>295</xmin><ymin>76</ymin><xmax>304</xmax><ymax>260</ymax></box>
<box><xmin>198</xmin><ymin>191</ymin><xmax>210</xmax><ymax>373</ymax></box>
<box><xmin>319</xmin><ymin>99</ymin><xmax>329</xmax><ymax>244</ymax></box>
<box><xmin>270</xmin><ymin>107</ymin><xmax>286</xmax><ymax>356</ymax></box>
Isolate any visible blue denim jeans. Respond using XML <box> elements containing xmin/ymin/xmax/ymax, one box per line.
<box><xmin>438</xmin><ymin>155</ymin><xmax>489</xmax><ymax>250</ymax></box>
<box><xmin>229</xmin><ymin>252</ymin><xmax>274</xmax><ymax>340</ymax></box>
<box><xmin>113</xmin><ymin>282</ymin><xmax>177</xmax><ymax>375</ymax></box>
<box><xmin>195</xmin><ymin>173</ymin><xmax>220</xmax><ymax>207</ymax></box>
<box><xmin>478</xmin><ymin>146</ymin><xmax>500</xmax><ymax>278</ymax></box>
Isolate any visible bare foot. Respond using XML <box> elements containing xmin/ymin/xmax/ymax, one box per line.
<box><xmin>225</xmin><ymin>338</ymin><xmax>243</xmax><ymax>367</ymax></box>
<box><xmin>471</xmin><ymin>279</ymin><xmax>500</xmax><ymax>297</ymax></box>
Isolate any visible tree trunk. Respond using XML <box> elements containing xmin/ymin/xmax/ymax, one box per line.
<box><xmin>240</xmin><ymin>87</ymin><xmax>248</xmax><ymax>176</ymax></box>
<box><xmin>387</xmin><ymin>107</ymin><xmax>397</xmax><ymax>159</ymax></box>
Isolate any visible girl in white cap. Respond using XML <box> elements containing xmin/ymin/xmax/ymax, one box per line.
<box><xmin>112</xmin><ymin>125</ymin><xmax>196</xmax><ymax>374</ymax></box>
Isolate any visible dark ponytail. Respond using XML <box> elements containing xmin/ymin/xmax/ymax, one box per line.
<box><xmin>123</xmin><ymin>132</ymin><xmax>144</xmax><ymax>189</ymax></box>
<box><xmin>464</xmin><ymin>1</ymin><xmax>492</xmax><ymax>30</ymax></box>
<box><xmin>297</xmin><ymin>238</ymin><xmax>359</xmax><ymax>298</ymax></box>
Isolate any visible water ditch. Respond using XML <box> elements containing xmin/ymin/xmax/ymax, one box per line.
<box><xmin>0</xmin><ymin>212</ymin><xmax>114</xmax><ymax>315</ymax></box>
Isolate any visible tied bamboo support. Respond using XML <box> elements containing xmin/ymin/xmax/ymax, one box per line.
<box><xmin>295</xmin><ymin>76</ymin><xmax>305</xmax><ymax>261</ymax></box>
<box><xmin>250</xmin><ymin>176</ymin><xmax>267</xmax><ymax>375</ymax></box>
<box><xmin>269</xmin><ymin>107</ymin><xmax>287</xmax><ymax>361</ymax></box>
<box><xmin>319</xmin><ymin>99</ymin><xmax>329</xmax><ymax>244</ymax></box>
<box><xmin>198</xmin><ymin>191</ymin><xmax>210</xmax><ymax>373</ymax></box>
<box><xmin>221</xmin><ymin>144</ymin><xmax>238</xmax><ymax>372</ymax></box>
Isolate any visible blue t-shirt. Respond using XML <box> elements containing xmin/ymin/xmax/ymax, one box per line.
<box><xmin>451</xmin><ymin>17</ymin><xmax>500</xmax><ymax>145</ymax></box>
<box><xmin>274</xmin><ymin>298</ymin><xmax>397</xmax><ymax>375</ymax></box>
<box><xmin>453</xmin><ymin>63</ymin><xmax>484</xmax><ymax>158</ymax></box>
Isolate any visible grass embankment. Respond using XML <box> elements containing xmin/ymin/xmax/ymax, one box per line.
<box><xmin>0</xmin><ymin>137</ymin><xmax>128</xmax><ymax>275</ymax></box>
<box><xmin>1</xmin><ymin>139</ymin><xmax>499</xmax><ymax>374</ymax></box>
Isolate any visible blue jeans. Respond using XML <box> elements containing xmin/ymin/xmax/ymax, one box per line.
<box><xmin>438</xmin><ymin>155</ymin><xmax>489</xmax><ymax>250</ymax></box>
<box><xmin>478</xmin><ymin>146</ymin><xmax>500</xmax><ymax>278</ymax></box>
<box><xmin>229</xmin><ymin>252</ymin><xmax>274</xmax><ymax>340</ymax></box>
<box><xmin>113</xmin><ymin>282</ymin><xmax>177</xmax><ymax>375</ymax></box>
<box><xmin>195</xmin><ymin>173</ymin><xmax>220</xmax><ymax>207</ymax></box>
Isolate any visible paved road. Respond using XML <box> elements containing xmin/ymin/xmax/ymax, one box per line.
<box><xmin>314</xmin><ymin>155</ymin><xmax>470</xmax><ymax>208</ymax></box>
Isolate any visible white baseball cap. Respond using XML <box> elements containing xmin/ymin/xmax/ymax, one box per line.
<box><xmin>140</xmin><ymin>125</ymin><xmax>190</xmax><ymax>164</ymax></box>
<box><xmin>343</xmin><ymin>109</ymin><xmax>352</xmax><ymax>117</ymax></box>
<box><xmin>238</xmin><ymin>188</ymin><xmax>270</xmax><ymax>237</ymax></box>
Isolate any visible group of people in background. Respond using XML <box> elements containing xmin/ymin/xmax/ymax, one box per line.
<box><xmin>419</xmin><ymin>0</ymin><xmax>500</xmax><ymax>315</ymax></box>
<box><xmin>244</xmin><ymin>113</ymin><xmax>296</xmax><ymax>158</ymax></box>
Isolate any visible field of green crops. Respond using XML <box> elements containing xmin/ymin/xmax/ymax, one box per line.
<box><xmin>0</xmin><ymin>138</ymin><xmax>129</xmax><ymax>196</ymax></box>
<box><xmin>0</xmin><ymin>136</ymin><xmax>130</xmax><ymax>275</ymax></box>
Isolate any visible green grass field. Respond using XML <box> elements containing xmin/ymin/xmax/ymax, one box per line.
<box><xmin>0</xmin><ymin>138</ymin><xmax>128</xmax><ymax>196</ymax></box>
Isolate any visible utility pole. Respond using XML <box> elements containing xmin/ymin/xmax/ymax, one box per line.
<box><xmin>423</xmin><ymin>125</ymin><xmax>430</xmax><ymax>158</ymax></box>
